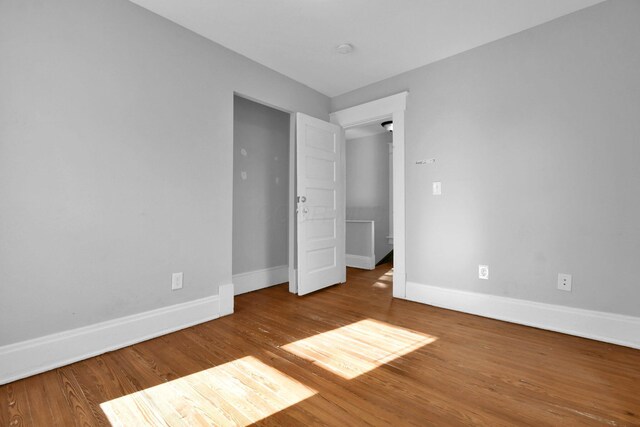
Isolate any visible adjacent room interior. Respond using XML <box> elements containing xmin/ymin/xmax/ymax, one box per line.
<box><xmin>345</xmin><ymin>119</ymin><xmax>394</xmax><ymax>270</ymax></box>
<box><xmin>232</xmin><ymin>95</ymin><xmax>291</xmax><ymax>295</ymax></box>
<box><xmin>1</xmin><ymin>0</ymin><xmax>639</xmax><ymax>425</ymax></box>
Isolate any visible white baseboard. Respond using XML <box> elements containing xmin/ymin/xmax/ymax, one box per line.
<box><xmin>406</xmin><ymin>281</ymin><xmax>640</xmax><ymax>350</ymax></box>
<box><xmin>233</xmin><ymin>265</ymin><xmax>288</xmax><ymax>295</ymax></box>
<box><xmin>346</xmin><ymin>254</ymin><xmax>375</xmax><ymax>270</ymax></box>
<box><xmin>0</xmin><ymin>294</ymin><xmax>222</xmax><ymax>385</ymax></box>
<box><xmin>219</xmin><ymin>283</ymin><xmax>234</xmax><ymax>316</ymax></box>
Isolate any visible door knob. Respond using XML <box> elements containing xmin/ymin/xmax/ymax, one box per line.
<box><xmin>300</xmin><ymin>196</ymin><xmax>307</xmax><ymax>203</ymax></box>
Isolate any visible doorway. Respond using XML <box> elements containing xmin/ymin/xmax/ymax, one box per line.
<box><xmin>330</xmin><ymin>92</ymin><xmax>408</xmax><ymax>298</ymax></box>
<box><xmin>344</xmin><ymin>119</ymin><xmax>394</xmax><ymax>270</ymax></box>
<box><xmin>233</xmin><ymin>92</ymin><xmax>407</xmax><ymax>299</ymax></box>
<box><xmin>232</xmin><ymin>95</ymin><xmax>291</xmax><ymax>295</ymax></box>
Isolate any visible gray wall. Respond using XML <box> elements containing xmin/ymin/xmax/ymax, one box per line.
<box><xmin>0</xmin><ymin>0</ymin><xmax>329</xmax><ymax>345</ymax></box>
<box><xmin>346</xmin><ymin>132</ymin><xmax>393</xmax><ymax>263</ymax></box>
<box><xmin>332</xmin><ymin>0</ymin><xmax>640</xmax><ymax>317</ymax></box>
<box><xmin>233</xmin><ymin>97</ymin><xmax>290</xmax><ymax>275</ymax></box>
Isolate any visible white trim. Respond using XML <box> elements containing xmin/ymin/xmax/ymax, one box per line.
<box><xmin>391</xmin><ymin>109</ymin><xmax>406</xmax><ymax>298</ymax></box>
<box><xmin>233</xmin><ymin>265</ymin><xmax>289</xmax><ymax>295</ymax></box>
<box><xmin>219</xmin><ymin>283</ymin><xmax>234</xmax><ymax>316</ymax></box>
<box><xmin>406</xmin><ymin>281</ymin><xmax>640</xmax><ymax>350</ymax></box>
<box><xmin>340</xmin><ymin>124</ymin><xmax>347</xmax><ymax>285</ymax></box>
<box><xmin>289</xmin><ymin>269</ymin><xmax>298</xmax><ymax>294</ymax></box>
<box><xmin>330</xmin><ymin>92</ymin><xmax>407</xmax><ymax>298</ymax></box>
<box><xmin>346</xmin><ymin>254</ymin><xmax>376</xmax><ymax>270</ymax></box>
<box><xmin>0</xmin><ymin>295</ymin><xmax>222</xmax><ymax>385</ymax></box>
<box><xmin>388</xmin><ymin>141</ymin><xmax>393</xmax><ymax>247</ymax></box>
<box><xmin>288</xmin><ymin>113</ymin><xmax>297</xmax><ymax>294</ymax></box>
<box><xmin>330</xmin><ymin>92</ymin><xmax>408</xmax><ymax>128</ymax></box>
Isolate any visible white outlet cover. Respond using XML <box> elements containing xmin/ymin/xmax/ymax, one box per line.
<box><xmin>432</xmin><ymin>181</ymin><xmax>442</xmax><ymax>195</ymax></box>
<box><xmin>558</xmin><ymin>273</ymin><xmax>572</xmax><ymax>291</ymax></box>
<box><xmin>172</xmin><ymin>272</ymin><xmax>183</xmax><ymax>290</ymax></box>
<box><xmin>479</xmin><ymin>265</ymin><xmax>489</xmax><ymax>280</ymax></box>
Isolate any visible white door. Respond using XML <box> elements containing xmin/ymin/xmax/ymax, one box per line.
<box><xmin>296</xmin><ymin>113</ymin><xmax>345</xmax><ymax>296</ymax></box>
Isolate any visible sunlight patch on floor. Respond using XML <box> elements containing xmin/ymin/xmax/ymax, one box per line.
<box><xmin>372</xmin><ymin>281</ymin><xmax>389</xmax><ymax>289</ymax></box>
<box><xmin>378</xmin><ymin>270</ymin><xmax>393</xmax><ymax>279</ymax></box>
<box><xmin>100</xmin><ymin>356</ymin><xmax>316</xmax><ymax>426</ymax></box>
<box><xmin>282</xmin><ymin>319</ymin><xmax>437</xmax><ymax>379</ymax></box>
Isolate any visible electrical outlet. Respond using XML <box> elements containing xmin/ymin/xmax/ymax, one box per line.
<box><xmin>479</xmin><ymin>265</ymin><xmax>489</xmax><ymax>280</ymax></box>
<box><xmin>172</xmin><ymin>272</ymin><xmax>183</xmax><ymax>290</ymax></box>
<box><xmin>432</xmin><ymin>181</ymin><xmax>442</xmax><ymax>195</ymax></box>
<box><xmin>558</xmin><ymin>273</ymin><xmax>572</xmax><ymax>291</ymax></box>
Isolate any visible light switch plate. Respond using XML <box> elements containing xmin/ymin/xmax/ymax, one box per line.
<box><xmin>479</xmin><ymin>265</ymin><xmax>489</xmax><ymax>280</ymax></box>
<box><xmin>432</xmin><ymin>181</ymin><xmax>442</xmax><ymax>195</ymax></box>
<box><xmin>172</xmin><ymin>272</ymin><xmax>183</xmax><ymax>290</ymax></box>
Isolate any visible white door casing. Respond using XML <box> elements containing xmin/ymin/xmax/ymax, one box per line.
<box><xmin>296</xmin><ymin>113</ymin><xmax>346</xmax><ymax>295</ymax></box>
<box><xmin>329</xmin><ymin>92</ymin><xmax>408</xmax><ymax>299</ymax></box>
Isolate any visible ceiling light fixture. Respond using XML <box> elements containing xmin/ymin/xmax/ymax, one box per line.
<box><xmin>381</xmin><ymin>120</ymin><xmax>393</xmax><ymax>132</ymax></box>
<box><xmin>336</xmin><ymin>43</ymin><xmax>354</xmax><ymax>54</ymax></box>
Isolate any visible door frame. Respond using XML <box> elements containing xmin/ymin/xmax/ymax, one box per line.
<box><xmin>288</xmin><ymin>114</ymin><xmax>297</xmax><ymax>293</ymax></box>
<box><xmin>329</xmin><ymin>92</ymin><xmax>408</xmax><ymax>299</ymax></box>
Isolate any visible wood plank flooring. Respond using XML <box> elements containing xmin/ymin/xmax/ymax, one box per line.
<box><xmin>2</xmin><ymin>264</ymin><xmax>639</xmax><ymax>426</ymax></box>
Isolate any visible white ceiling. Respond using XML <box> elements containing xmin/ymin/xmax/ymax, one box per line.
<box><xmin>129</xmin><ymin>0</ymin><xmax>605</xmax><ymax>97</ymax></box>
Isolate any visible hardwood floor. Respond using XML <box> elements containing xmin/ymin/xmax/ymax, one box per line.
<box><xmin>2</xmin><ymin>264</ymin><xmax>640</xmax><ymax>426</ymax></box>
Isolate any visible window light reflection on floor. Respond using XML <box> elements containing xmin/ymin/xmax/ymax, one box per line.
<box><xmin>100</xmin><ymin>356</ymin><xmax>317</xmax><ymax>427</ymax></box>
<box><xmin>372</xmin><ymin>270</ymin><xmax>393</xmax><ymax>288</ymax></box>
<box><xmin>372</xmin><ymin>281</ymin><xmax>389</xmax><ymax>289</ymax></box>
<box><xmin>282</xmin><ymin>319</ymin><xmax>437</xmax><ymax>380</ymax></box>
<box><xmin>378</xmin><ymin>270</ymin><xmax>393</xmax><ymax>280</ymax></box>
